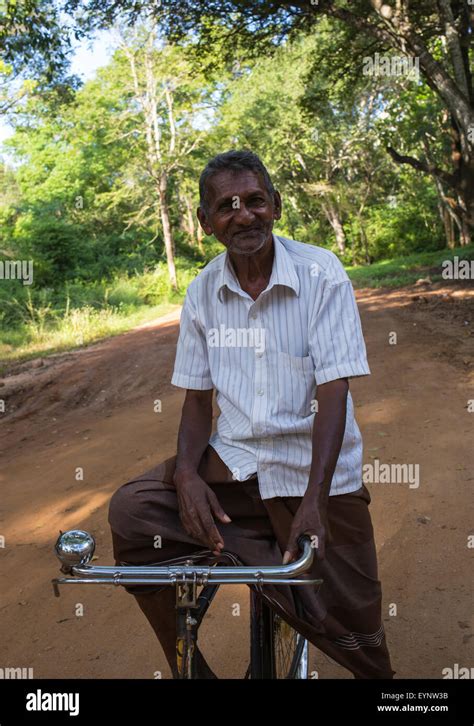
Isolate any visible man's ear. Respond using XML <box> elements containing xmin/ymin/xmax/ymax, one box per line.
<box><xmin>197</xmin><ymin>206</ymin><xmax>213</xmax><ymax>236</ymax></box>
<box><xmin>273</xmin><ymin>190</ymin><xmax>282</xmax><ymax>220</ymax></box>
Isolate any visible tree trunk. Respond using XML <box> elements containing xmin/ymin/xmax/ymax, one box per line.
<box><xmin>323</xmin><ymin>203</ymin><xmax>347</xmax><ymax>254</ymax></box>
<box><xmin>432</xmin><ymin>171</ymin><xmax>457</xmax><ymax>248</ymax></box>
<box><xmin>438</xmin><ymin>199</ymin><xmax>455</xmax><ymax>249</ymax></box>
<box><xmin>449</xmin><ymin>115</ymin><xmax>474</xmax><ymax>241</ymax></box>
<box><xmin>327</xmin><ymin>4</ymin><xmax>474</xmax><ymax>141</ymax></box>
<box><xmin>350</xmin><ymin>221</ymin><xmax>358</xmax><ymax>266</ymax></box>
<box><xmin>457</xmin><ymin>158</ymin><xmax>474</xmax><ymax>240</ymax></box>
<box><xmin>437</xmin><ymin>0</ymin><xmax>470</xmax><ymax>101</ymax></box>
<box><xmin>184</xmin><ymin>193</ymin><xmax>196</xmax><ymax>245</ymax></box>
<box><xmin>158</xmin><ymin>173</ymin><xmax>178</xmax><ymax>290</ymax></box>
<box><xmin>175</xmin><ymin>186</ymin><xmax>190</xmax><ymax>239</ymax></box>
<box><xmin>360</xmin><ymin>222</ymin><xmax>370</xmax><ymax>264</ymax></box>
<box><xmin>196</xmin><ymin>223</ymin><xmax>205</xmax><ymax>255</ymax></box>
<box><xmin>328</xmin><ymin>3</ymin><xmax>474</xmax><ymax>237</ymax></box>
<box><xmin>458</xmin><ymin>202</ymin><xmax>472</xmax><ymax>246</ymax></box>
<box><xmin>437</xmin><ymin>196</ymin><xmax>455</xmax><ymax>249</ymax></box>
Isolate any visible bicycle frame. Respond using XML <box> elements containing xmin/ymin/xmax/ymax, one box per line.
<box><xmin>52</xmin><ymin>530</ymin><xmax>322</xmax><ymax>679</ymax></box>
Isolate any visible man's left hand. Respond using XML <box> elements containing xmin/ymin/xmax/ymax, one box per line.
<box><xmin>282</xmin><ymin>489</ymin><xmax>330</xmax><ymax>564</ymax></box>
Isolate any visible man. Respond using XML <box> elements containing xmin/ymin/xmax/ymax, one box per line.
<box><xmin>108</xmin><ymin>150</ymin><xmax>395</xmax><ymax>679</ymax></box>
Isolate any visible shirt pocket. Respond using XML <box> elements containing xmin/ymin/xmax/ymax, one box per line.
<box><xmin>276</xmin><ymin>351</ymin><xmax>316</xmax><ymax>417</ymax></box>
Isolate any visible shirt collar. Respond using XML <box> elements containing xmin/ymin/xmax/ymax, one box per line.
<box><xmin>217</xmin><ymin>233</ymin><xmax>300</xmax><ymax>302</ymax></box>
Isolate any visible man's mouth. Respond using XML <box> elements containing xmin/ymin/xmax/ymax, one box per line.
<box><xmin>233</xmin><ymin>228</ymin><xmax>262</xmax><ymax>237</ymax></box>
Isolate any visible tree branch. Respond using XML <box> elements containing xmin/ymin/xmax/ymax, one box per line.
<box><xmin>386</xmin><ymin>145</ymin><xmax>457</xmax><ymax>187</ymax></box>
<box><xmin>324</xmin><ymin>1</ymin><xmax>474</xmax><ymax>143</ymax></box>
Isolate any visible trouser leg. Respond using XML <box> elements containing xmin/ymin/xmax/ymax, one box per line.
<box><xmin>108</xmin><ymin>454</ymin><xmax>394</xmax><ymax>679</ymax></box>
<box><xmin>107</xmin><ymin>445</ymin><xmax>263</xmax><ymax>678</ymax></box>
<box><xmin>260</xmin><ymin>484</ymin><xmax>395</xmax><ymax>679</ymax></box>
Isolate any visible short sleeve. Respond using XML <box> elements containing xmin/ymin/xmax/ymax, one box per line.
<box><xmin>171</xmin><ymin>286</ymin><xmax>213</xmax><ymax>390</ymax></box>
<box><xmin>309</xmin><ymin>279</ymin><xmax>371</xmax><ymax>386</ymax></box>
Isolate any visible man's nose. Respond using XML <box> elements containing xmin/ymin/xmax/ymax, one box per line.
<box><xmin>233</xmin><ymin>203</ymin><xmax>255</xmax><ymax>225</ymax></box>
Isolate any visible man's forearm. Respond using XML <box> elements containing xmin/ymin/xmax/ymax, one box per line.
<box><xmin>307</xmin><ymin>378</ymin><xmax>349</xmax><ymax>504</ymax></box>
<box><xmin>174</xmin><ymin>390</ymin><xmax>213</xmax><ymax>480</ymax></box>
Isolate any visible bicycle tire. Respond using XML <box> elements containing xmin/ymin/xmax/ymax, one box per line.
<box><xmin>249</xmin><ymin>587</ymin><xmax>308</xmax><ymax>679</ymax></box>
<box><xmin>272</xmin><ymin>610</ymin><xmax>308</xmax><ymax>679</ymax></box>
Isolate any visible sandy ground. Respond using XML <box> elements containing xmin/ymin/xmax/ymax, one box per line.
<box><xmin>0</xmin><ymin>281</ymin><xmax>473</xmax><ymax>679</ymax></box>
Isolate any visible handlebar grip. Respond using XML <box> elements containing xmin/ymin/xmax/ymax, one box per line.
<box><xmin>296</xmin><ymin>534</ymin><xmax>312</xmax><ymax>551</ymax></box>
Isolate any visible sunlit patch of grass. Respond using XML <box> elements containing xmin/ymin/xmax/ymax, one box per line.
<box><xmin>347</xmin><ymin>245</ymin><xmax>474</xmax><ymax>288</ymax></box>
<box><xmin>0</xmin><ymin>301</ymin><xmax>179</xmax><ymax>368</ymax></box>
<box><xmin>0</xmin><ymin>261</ymin><xmax>198</xmax><ymax>367</ymax></box>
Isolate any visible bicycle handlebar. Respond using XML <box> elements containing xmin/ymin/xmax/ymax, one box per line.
<box><xmin>52</xmin><ymin>530</ymin><xmax>322</xmax><ymax>596</ymax></box>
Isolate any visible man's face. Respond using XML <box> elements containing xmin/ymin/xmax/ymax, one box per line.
<box><xmin>197</xmin><ymin>170</ymin><xmax>281</xmax><ymax>256</ymax></box>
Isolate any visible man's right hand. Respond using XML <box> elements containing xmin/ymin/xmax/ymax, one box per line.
<box><xmin>173</xmin><ymin>470</ymin><xmax>232</xmax><ymax>555</ymax></box>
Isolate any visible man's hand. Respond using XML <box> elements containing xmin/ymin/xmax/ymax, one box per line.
<box><xmin>282</xmin><ymin>489</ymin><xmax>330</xmax><ymax>564</ymax></box>
<box><xmin>282</xmin><ymin>377</ymin><xmax>348</xmax><ymax>565</ymax></box>
<box><xmin>173</xmin><ymin>470</ymin><xmax>232</xmax><ymax>555</ymax></box>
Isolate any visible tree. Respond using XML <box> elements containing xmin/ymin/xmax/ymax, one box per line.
<box><xmin>2</xmin><ymin>13</ymin><xmax>217</xmax><ymax>287</ymax></box>
<box><xmin>112</xmin><ymin>18</ymin><xmax>215</xmax><ymax>289</ymax></box>
<box><xmin>0</xmin><ymin>0</ymin><xmax>70</xmax><ymax>78</ymax></box>
<box><xmin>5</xmin><ymin>1</ymin><xmax>471</xmax><ymax>238</ymax></box>
<box><xmin>212</xmin><ymin>31</ymin><xmax>400</xmax><ymax>259</ymax></box>
<box><xmin>140</xmin><ymin>0</ymin><xmax>474</xmax><ymax>241</ymax></box>
<box><xmin>0</xmin><ymin>0</ymin><xmax>82</xmax><ymax>118</ymax></box>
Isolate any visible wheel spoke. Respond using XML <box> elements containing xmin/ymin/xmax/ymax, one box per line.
<box><xmin>273</xmin><ymin>613</ymin><xmax>307</xmax><ymax>678</ymax></box>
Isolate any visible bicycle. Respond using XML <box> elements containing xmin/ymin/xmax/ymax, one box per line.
<box><xmin>52</xmin><ymin>529</ymin><xmax>323</xmax><ymax>679</ymax></box>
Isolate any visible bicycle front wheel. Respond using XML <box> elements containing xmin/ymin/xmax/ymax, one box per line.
<box><xmin>249</xmin><ymin>589</ymin><xmax>309</xmax><ymax>679</ymax></box>
<box><xmin>273</xmin><ymin>612</ymin><xmax>308</xmax><ymax>679</ymax></box>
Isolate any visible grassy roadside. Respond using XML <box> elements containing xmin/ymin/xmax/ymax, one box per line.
<box><xmin>1</xmin><ymin>244</ymin><xmax>473</xmax><ymax>370</ymax></box>
<box><xmin>0</xmin><ymin>301</ymin><xmax>180</xmax><ymax>373</ymax></box>
<box><xmin>0</xmin><ymin>264</ymin><xmax>195</xmax><ymax>370</ymax></box>
<box><xmin>346</xmin><ymin>245</ymin><xmax>474</xmax><ymax>289</ymax></box>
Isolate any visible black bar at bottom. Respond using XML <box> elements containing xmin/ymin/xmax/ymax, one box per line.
<box><xmin>0</xmin><ymin>679</ymin><xmax>472</xmax><ymax>724</ymax></box>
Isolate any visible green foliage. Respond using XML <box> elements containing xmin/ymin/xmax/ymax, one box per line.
<box><xmin>0</xmin><ymin>8</ymin><xmax>463</xmax><ymax>362</ymax></box>
<box><xmin>347</xmin><ymin>245</ymin><xmax>474</xmax><ymax>289</ymax></box>
<box><xmin>0</xmin><ymin>258</ymin><xmax>202</xmax><ymax>362</ymax></box>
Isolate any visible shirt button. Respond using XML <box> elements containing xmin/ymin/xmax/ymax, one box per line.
<box><xmin>251</xmin><ymin>314</ymin><xmax>257</xmax><ymax>319</ymax></box>
<box><xmin>257</xmin><ymin>389</ymin><xmax>264</xmax><ymax>396</ymax></box>
<box><xmin>256</xmin><ymin>351</ymin><xmax>263</xmax><ymax>358</ymax></box>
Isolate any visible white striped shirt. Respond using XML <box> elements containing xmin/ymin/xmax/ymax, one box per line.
<box><xmin>171</xmin><ymin>233</ymin><xmax>371</xmax><ymax>499</ymax></box>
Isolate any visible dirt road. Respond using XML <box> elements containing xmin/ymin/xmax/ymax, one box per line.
<box><xmin>1</xmin><ymin>281</ymin><xmax>473</xmax><ymax>679</ymax></box>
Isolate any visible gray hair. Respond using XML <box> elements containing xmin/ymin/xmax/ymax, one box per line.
<box><xmin>199</xmin><ymin>150</ymin><xmax>275</xmax><ymax>212</ymax></box>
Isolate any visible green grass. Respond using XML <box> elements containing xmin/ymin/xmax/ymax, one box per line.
<box><xmin>346</xmin><ymin>245</ymin><xmax>474</xmax><ymax>289</ymax></box>
<box><xmin>0</xmin><ymin>261</ymin><xmax>198</xmax><ymax>369</ymax></box>
<box><xmin>0</xmin><ymin>301</ymin><xmax>180</xmax><ymax>372</ymax></box>
<box><xmin>2</xmin><ymin>243</ymin><xmax>473</xmax><ymax>370</ymax></box>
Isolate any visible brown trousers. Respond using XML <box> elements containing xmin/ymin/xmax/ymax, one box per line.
<box><xmin>108</xmin><ymin>444</ymin><xmax>395</xmax><ymax>679</ymax></box>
